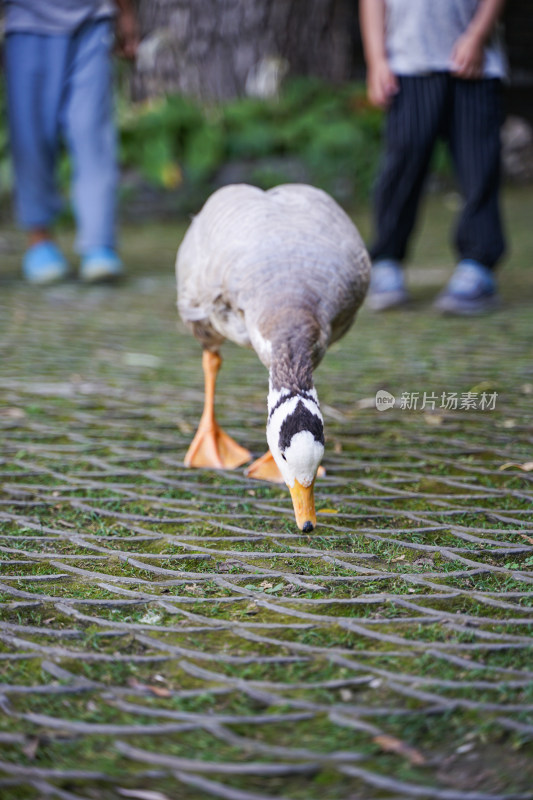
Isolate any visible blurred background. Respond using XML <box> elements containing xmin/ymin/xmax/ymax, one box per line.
<box><xmin>0</xmin><ymin>0</ymin><xmax>531</xmax><ymax>224</ymax></box>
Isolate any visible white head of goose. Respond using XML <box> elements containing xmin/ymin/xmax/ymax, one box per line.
<box><xmin>176</xmin><ymin>183</ymin><xmax>370</xmax><ymax>531</ymax></box>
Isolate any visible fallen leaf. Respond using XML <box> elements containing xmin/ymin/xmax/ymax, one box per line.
<box><xmin>499</xmin><ymin>461</ymin><xmax>533</xmax><ymax>472</ymax></box>
<box><xmin>470</xmin><ymin>380</ymin><xmax>497</xmax><ymax>393</ymax></box>
<box><xmin>456</xmin><ymin>742</ymin><xmax>475</xmax><ymax>754</ymax></box>
<box><xmin>373</xmin><ymin>734</ymin><xmax>426</xmax><ymax>766</ymax></box>
<box><xmin>391</xmin><ymin>554</ymin><xmax>406</xmax><ymax>562</ymax></box>
<box><xmin>161</xmin><ymin>161</ymin><xmax>183</xmax><ymax>190</ymax></box>
<box><xmin>22</xmin><ymin>737</ymin><xmax>40</xmax><ymax>760</ymax></box>
<box><xmin>1</xmin><ymin>407</ymin><xmax>26</xmax><ymax>419</ymax></box>
<box><xmin>126</xmin><ymin>677</ymin><xmax>171</xmax><ymax>697</ymax></box>
<box><xmin>118</xmin><ymin>790</ymin><xmax>171</xmax><ymax>800</ymax></box>
<box><xmin>520</xmin><ymin>533</ymin><xmax>533</xmax><ymax>545</ymax></box>
<box><xmin>318</xmin><ymin>508</ymin><xmax>338</xmax><ymax>514</ymax></box>
<box><xmin>147</xmin><ymin>685</ymin><xmax>172</xmax><ymax>698</ymax></box>
<box><xmin>139</xmin><ymin>611</ymin><xmax>162</xmax><ymax>625</ymax></box>
<box><xmin>266</xmin><ymin>583</ymin><xmax>284</xmax><ymax>593</ymax></box>
<box><xmin>424</xmin><ymin>413</ymin><xmax>444</xmax><ymax>426</ymax></box>
<box><xmin>356</xmin><ymin>397</ymin><xmax>377</xmax><ymax>409</ymax></box>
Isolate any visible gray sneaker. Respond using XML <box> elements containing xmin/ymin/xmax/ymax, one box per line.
<box><xmin>366</xmin><ymin>259</ymin><xmax>409</xmax><ymax>311</ymax></box>
<box><xmin>434</xmin><ymin>260</ymin><xmax>500</xmax><ymax>315</ymax></box>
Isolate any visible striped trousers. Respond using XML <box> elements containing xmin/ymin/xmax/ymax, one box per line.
<box><xmin>370</xmin><ymin>74</ymin><xmax>506</xmax><ymax>270</ymax></box>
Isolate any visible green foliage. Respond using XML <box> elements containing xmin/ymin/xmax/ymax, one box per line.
<box><xmin>0</xmin><ymin>75</ymin><xmax>450</xmax><ymax>214</ymax></box>
<box><xmin>117</xmin><ymin>78</ymin><xmax>385</xmax><ymax>205</ymax></box>
<box><xmin>0</xmin><ymin>82</ymin><xmax>13</xmax><ymax>200</ymax></box>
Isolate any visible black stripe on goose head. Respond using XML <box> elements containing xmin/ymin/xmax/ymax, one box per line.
<box><xmin>269</xmin><ymin>389</ymin><xmax>319</xmax><ymax>420</ymax></box>
<box><xmin>278</xmin><ymin>401</ymin><xmax>324</xmax><ymax>451</ymax></box>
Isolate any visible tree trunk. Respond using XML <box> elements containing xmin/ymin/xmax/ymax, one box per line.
<box><xmin>133</xmin><ymin>0</ymin><xmax>357</xmax><ymax>102</ymax></box>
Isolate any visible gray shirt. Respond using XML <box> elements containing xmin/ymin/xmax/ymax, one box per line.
<box><xmin>5</xmin><ymin>0</ymin><xmax>116</xmax><ymax>34</ymax></box>
<box><xmin>384</xmin><ymin>0</ymin><xmax>506</xmax><ymax>78</ymax></box>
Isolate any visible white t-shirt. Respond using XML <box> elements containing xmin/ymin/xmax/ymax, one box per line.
<box><xmin>384</xmin><ymin>0</ymin><xmax>507</xmax><ymax>78</ymax></box>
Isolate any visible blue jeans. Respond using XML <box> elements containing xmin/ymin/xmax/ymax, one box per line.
<box><xmin>5</xmin><ymin>19</ymin><xmax>117</xmax><ymax>253</ymax></box>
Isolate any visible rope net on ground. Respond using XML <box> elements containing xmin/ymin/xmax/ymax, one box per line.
<box><xmin>0</xmin><ymin>262</ymin><xmax>532</xmax><ymax>800</ymax></box>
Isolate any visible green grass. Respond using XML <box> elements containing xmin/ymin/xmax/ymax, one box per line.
<box><xmin>0</xmin><ymin>186</ymin><xmax>532</xmax><ymax>796</ymax></box>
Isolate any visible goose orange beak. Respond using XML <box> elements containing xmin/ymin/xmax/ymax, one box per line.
<box><xmin>289</xmin><ymin>479</ymin><xmax>316</xmax><ymax>532</ymax></box>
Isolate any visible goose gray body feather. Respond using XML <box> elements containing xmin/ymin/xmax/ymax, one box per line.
<box><xmin>177</xmin><ymin>183</ymin><xmax>370</xmax><ymax>388</ymax></box>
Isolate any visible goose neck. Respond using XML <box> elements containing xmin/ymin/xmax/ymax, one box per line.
<box><xmin>269</xmin><ymin>329</ymin><xmax>317</xmax><ymax>393</ymax></box>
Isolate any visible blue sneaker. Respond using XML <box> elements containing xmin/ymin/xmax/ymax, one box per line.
<box><xmin>367</xmin><ymin>259</ymin><xmax>410</xmax><ymax>311</ymax></box>
<box><xmin>22</xmin><ymin>242</ymin><xmax>69</xmax><ymax>285</ymax></box>
<box><xmin>80</xmin><ymin>247</ymin><xmax>123</xmax><ymax>283</ymax></box>
<box><xmin>434</xmin><ymin>259</ymin><xmax>500</xmax><ymax>315</ymax></box>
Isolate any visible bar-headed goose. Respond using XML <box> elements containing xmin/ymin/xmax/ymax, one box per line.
<box><xmin>177</xmin><ymin>183</ymin><xmax>370</xmax><ymax>531</ymax></box>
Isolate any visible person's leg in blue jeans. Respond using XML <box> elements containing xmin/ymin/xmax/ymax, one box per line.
<box><xmin>61</xmin><ymin>19</ymin><xmax>122</xmax><ymax>281</ymax></box>
<box><xmin>5</xmin><ymin>32</ymin><xmax>71</xmax><ymax>282</ymax></box>
<box><xmin>6</xmin><ymin>20</ymin><xmax>121</xmax><ymax>283</ymax></box>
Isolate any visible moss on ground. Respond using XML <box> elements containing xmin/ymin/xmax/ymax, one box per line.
<box><xmin>0</xmin><ymin>188</ymin><xmax>532</xmax><ymax>797</ymax></box>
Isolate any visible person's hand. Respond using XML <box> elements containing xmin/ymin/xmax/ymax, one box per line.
<box><xmin>451</xmin><ymin>32</ymin><xmax>484</xmax><ymax>79</ymax></box>
<box><xmin>116</xmin><ymin>5</ymin><xmax>139</xmax><ymax>60</ymax></box>
<box><xmin>366</xmin><ymin>57</ymin><xmax>399</xmax><ymax>108</ymax></box>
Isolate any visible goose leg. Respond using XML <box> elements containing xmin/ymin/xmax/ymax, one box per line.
<box><xmin>184</xmin><ymin>350</ymin><xmax>251</xmax><ymax>469</ymax></box>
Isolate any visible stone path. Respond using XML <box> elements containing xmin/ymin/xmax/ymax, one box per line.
<box><xmin>1</xmin><ymin>193</ymin><xmax>532</xmax><ymax>799</ymax></box>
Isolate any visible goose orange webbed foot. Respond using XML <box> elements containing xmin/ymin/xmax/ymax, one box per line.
<box><xmin>245</xmin><ymin>450</ymin><xmax>284</xmax><ymax>483</ymax></box>
<box><xmin>245</xmin><ymin>451</ymin><xmax>326</xmax><ymax>483</ymax></box>
<box><xmin>185</xmin><ymin>421</ymin><xmax>251</xmax><ymax>470</ymax></box>
<box><xmin>185</xmin><ymin>348</ymin><xmax>251</xmax><ymax>470</ymax></box>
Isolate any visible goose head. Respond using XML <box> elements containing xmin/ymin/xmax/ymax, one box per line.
<box><xmin>266</xmin><ymin>385</ymin><xmax>324</xmax><ymax>532</ymax></box>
